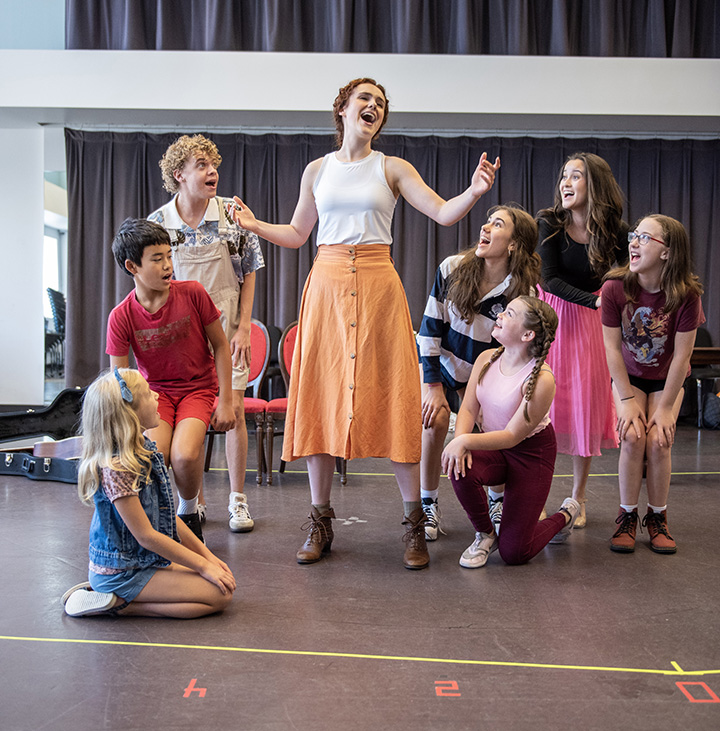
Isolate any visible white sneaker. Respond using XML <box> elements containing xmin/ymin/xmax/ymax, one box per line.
<box><xmin>548</xmin><ymin>497</ymin><xmax>581</xmax><ymax>544</ymax></box>
<box><xmin>459</xmin><ymin>531</ymin><xmax>498</xmax><ymax>568</ymax></box>
<box><xmin>488</xmin><ymin>495</ymin><xmax>503</xmax><ymax>536</ymax></box>
<box><xmin>64</xmin><ymin>587</ymin><xmax>117</xmax><ymax>617</ymax></box>
<box><xmin>229</xmin><ymin>493</ymin><xmax>254</xmax><ymax>533</ymax></box>
<box><xmin>422</xmin><ymin>498</ymin><xmax>443</xmax><ymax>541</ymax></box>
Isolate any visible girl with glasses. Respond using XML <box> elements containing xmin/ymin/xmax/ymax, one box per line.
<box><xmin>601</xmin><ymin>215</ymin><xmax>704</xmax><ymax>554</ymax></box>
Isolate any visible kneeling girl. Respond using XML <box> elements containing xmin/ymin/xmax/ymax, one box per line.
<box><xmin>442</xmin><ymin>296</ymin><xmax>580</xmax><ymax>568</ymax></box>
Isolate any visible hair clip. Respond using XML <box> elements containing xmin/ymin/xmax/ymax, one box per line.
<box><xmin>114</xmin><ymin>367</ymin><xmax>134</xmax><ymax>404</ymax></box>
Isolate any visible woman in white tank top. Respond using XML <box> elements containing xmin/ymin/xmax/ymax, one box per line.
<box><xmin>228</xmin><ymin>78</ymin><xmax>500</xmax><ymax>571</ymax></box>
<box><xmin>442</xmin><ymin>296</ymin><xmax>583</xmax><ymax>568</ymax></box>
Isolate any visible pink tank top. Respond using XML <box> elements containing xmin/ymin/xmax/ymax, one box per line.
<box><xmin>476</xmin><ymin>354</ymin><xmax>551</xmax><ymax>438</ymax></box>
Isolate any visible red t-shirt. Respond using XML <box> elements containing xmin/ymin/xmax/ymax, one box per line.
<box><xmin>601</xmin><ymin>278</ymin><xmax>705</xmax><ymax>380</ymax></box>
<box><xmin>106</xmin><ymin>280</ymin><xmax>220</xmax><ymax>397</ymax></box>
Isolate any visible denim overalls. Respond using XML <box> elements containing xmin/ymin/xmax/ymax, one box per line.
<box><xmin>167</xmin><ymin>198</ymin><xmax>244</xmax><ymax>329</ymax></box>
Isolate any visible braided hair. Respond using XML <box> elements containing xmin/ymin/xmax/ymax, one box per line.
<box><xmin>477</xmin><ymin>296</ymin><xmax>558</xmax><ymax>423</ymax></box>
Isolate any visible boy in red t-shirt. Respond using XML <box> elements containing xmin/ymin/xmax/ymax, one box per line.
<box><xmin>107</xmin><ymin>218</ymin><xmax>235</xmax><ymax>543</ymax></box>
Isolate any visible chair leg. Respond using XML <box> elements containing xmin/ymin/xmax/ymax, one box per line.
<box><xmin>697</xmin><ymin>377</ymin><xmax>703</xmax><ymax>429</ymax></box>
<box><xmin>254</xmin><ymin>413</ymin><xmax>265</xmax><ymax>484</ymax></box>
<box><xmin>265</xmin><ymin>414</ymin><xmax>275</xmax><ymax>485</ymax></box>
<box><xmin>204</xmin><ymin>431</ymin><xmax>215</xmax><ymax>472</ymax></box>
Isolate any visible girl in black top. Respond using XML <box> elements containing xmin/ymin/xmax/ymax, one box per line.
<box><xmin>536</xmin><ymin>152</ymin><xmax>628</xmax><ymax>533</ymax></box>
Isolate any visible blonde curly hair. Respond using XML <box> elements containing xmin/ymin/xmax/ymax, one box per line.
<box><xmin>159</xmin><ymin>134</ymin><xmax>222</xmax><ymax>194</ymax></box>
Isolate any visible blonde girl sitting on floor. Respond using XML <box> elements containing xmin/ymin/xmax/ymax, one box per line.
<box><xmin>62</xmin><ymin>368</ymin><xmax>235</xmax><ymax>618</ymax></box>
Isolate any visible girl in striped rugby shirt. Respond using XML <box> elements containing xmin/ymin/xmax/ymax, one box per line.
<box><xmin>417</xmin><ymin>204</ymin><xmax>541</xmax><ymax>540</ymax></box>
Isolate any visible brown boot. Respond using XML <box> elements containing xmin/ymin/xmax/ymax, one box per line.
<box><xmin>642</xmin><ymin>509</ymin><xmax>677</xmax><ymax>554</ymax></box>
<box><xmin>402</xmin><ymin>508</ymin><xmax>430</xmax><ymax>570</ymax></box>
<box><xmin>296</xmin><ymin>506</ymin><xmax>335</xmax><ymax>564</ymax></box>
<box><xmin>609</xmin><ymin>508</ymin><xmax>639</xmax><ymax>553</ymax></box>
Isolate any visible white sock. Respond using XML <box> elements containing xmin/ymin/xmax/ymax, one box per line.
<box><xmin>421</xmin><ymin>489</ymin><xmax>438</xmax><ymax>502</ymax></box>
<box><xmin>177</xmin><ymin>495</ymin><xmax>198</xmax><ymax>515</ymax></box>
<box><xmin>648</xmin><ymin>503</ymin><xmax>667</xmax><ymax>513</ymax></box>
<box><xmin>229</xmin><ymin>491</ymin><xmax>246</xmax><ymax>505</ymax></box>
<box><xmin>620</xmin><ymin>503</ymin><xmax>638</xmax><ymax>513</ymax></box>
<box><xmin>488</xmin><ymin>488</ymin><xmax>504</xmax><ymax>502</ymax></box>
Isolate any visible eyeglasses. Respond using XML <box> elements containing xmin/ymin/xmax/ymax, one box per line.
<box><xmin>628</xmin><ymin>231</ymin><xmax>666</xmax><ymax>247</ymax></box>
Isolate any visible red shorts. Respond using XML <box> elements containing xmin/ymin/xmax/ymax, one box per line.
<box><xmin>156</xmin><ymin>389</ymin><xmax>216</xmax><ymax>429</ymax></box>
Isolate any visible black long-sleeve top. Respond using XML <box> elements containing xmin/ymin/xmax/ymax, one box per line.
<box><xmin>537</xmin><ymin>217</ymin><xmax>629</xmax><ymax>310</ymax></box>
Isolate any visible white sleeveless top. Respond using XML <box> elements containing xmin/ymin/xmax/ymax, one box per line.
<box><xmin>476</xmin><ymin>354</ymin><xmax>551</xmax><ymax>438</ymax></box>
<box><xmin>313</xmin><ymin>150</ymin><xmax>397</xmax><ymax>246</ymax></box>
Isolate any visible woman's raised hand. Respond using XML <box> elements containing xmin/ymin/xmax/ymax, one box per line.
<box><xmin>470</xmin><ymin>152</ymin><xmax>501</xmax><ymax>198</ymax></box>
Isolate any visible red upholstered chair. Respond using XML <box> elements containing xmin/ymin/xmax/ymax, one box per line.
<box><xmin>263</xmin><ymin>322</ymin><xmax>294</xmax><ymax>485</ymax></box>
<box><xmin>265</xmin><ymin>322</ymin><xmax>348</xmax><ymax>485</ymax></box>
<box><xmin>204</xmin><ymin>318</ymin><xmax>270</xmax><ymax>484</ymax></box>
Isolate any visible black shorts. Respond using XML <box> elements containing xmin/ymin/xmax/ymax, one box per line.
<box><xmin>628</xmin><ymin>374</ymin><xmax>666</xmax><ymax>395</ymax></box>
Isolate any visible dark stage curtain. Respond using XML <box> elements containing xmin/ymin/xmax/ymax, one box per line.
<box><xmin>65</xmin><ymin>129</ymin><xmax>720</xmax><ymax>387</ymax></box>
<box><xmin>65</xmin><ymin>0</ymin><xmax>719</xmax><ymax>57</ymax></box>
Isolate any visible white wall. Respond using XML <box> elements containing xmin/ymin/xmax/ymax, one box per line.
<box><xmin>2</xmin><ymin>51</ymin><xmax>719</xmax><ymax>132</ymax></box>
<box><xmin>0</xmin><ymin>128</ymin><xmax>45</xmax><ymax>404</ymax></box>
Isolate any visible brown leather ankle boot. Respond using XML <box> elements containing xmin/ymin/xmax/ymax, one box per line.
<box><xmin>296</xmin><ymin>506</ymin><xmax>335</xmax><ymax>564</ymax></box>
<box><xmin>609</xmin><ymin>508</ymin><xmax>639</xmax><ymax>553</ymax></box>
<box><xmin>402</xmin><ymin>508</ymin><xmax>430</xmax><ymax>570</ymax></box>
<box><xmin>642</xmin><ymin>509</ymin><xmax>677</xmax><ymax>554</ymax></box>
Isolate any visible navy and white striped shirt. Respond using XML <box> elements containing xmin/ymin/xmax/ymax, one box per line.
<box><xmin>417</xmin><ymin>254</ymin><xmax>510</xmax><ymax>390</ymax></box>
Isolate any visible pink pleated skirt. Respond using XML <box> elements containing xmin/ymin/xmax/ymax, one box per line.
<box><xmin>281</xmin><ymin>244</ymin><xmax>422</xmax><ymax>463</ymax></box>
<box><xmin>538</xmin><ymin>288</ymin><xmax>618</xmax><ymax>457</ymax></box>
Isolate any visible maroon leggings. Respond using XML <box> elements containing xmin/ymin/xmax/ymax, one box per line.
<box><xmin>451</xmin><ymin>425</ymin><xmax>565</xmax><ymax>565</ymax></box>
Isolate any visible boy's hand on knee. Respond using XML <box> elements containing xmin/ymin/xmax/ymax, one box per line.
<box><xmin>211</xmin><ymin>402</ymin><xmax>237</xmax><ymax>432</ymax></box>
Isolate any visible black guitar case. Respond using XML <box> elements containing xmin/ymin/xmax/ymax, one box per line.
<box><xmin>0</xmin><ymin>387</ymin><xmax>85</xmax><ymax>443</ymax></box>
<box><xmin>1</xmin><ymin>448</ymin><xmax>79</xmax><ymax>483</ymax></box>
<box><xmin>0</xmin><ymin>387</ymin><xmax>86</xmax><ymax>484</ymax></box>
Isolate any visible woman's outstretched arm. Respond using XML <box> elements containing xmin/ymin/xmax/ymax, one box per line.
<box><xmin>229</xmin><ymin>159</ymin><xmax>323</xmax><ymax>249</ymax></box>
<box><xmin>387</xmin><ymin>152</ymin><xmax>500</xmax><ymax>226</ymax></box>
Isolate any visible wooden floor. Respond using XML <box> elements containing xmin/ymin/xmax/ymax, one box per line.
<box><xmin>2</xmin><ymin>422</ymin><xmax>720</xmax><ymax>730</ymax></box>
